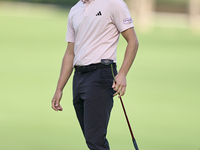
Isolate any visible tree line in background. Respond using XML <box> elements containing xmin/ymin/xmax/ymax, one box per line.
<box><xmin>0</xmin><ymin>0</ymin><xmax>79</xmax><ymax>6</ymax></box>
<box><xmin>0</xmin><ymin>0</ymin><xmax>188</xmax><ymax>7</ymax></box>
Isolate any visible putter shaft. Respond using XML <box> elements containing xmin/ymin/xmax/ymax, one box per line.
<box><xmin>110</xmin><ymin>62</ymin><xmax>139</xmax><ymax>150</ymax></box>
<box><xmin>119</xmin><ymin>96</ymin><xmax>139</xmax><ymax>150</ymax></box>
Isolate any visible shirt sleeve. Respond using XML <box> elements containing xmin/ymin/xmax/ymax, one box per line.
<box><xmin>65</xmin><ymin>11</ymin><xmax>75</xmax><ymax>43</ymax></box>
<box><xmin>111</xmin><ymin>0</ymin><xmax>134</xmax><ymax>33</ymax></box>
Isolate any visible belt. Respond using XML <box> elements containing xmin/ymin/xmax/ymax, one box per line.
<box><xmin>74</xmin><ymin>63</ymin><xmax>116</xmax><ymax>73</ymax></box>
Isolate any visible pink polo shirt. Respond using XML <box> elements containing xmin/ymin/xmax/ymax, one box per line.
<box><xmin>65</xmin><ymin>0</ymin><xmax>134</xmax><ymax>66</ymax></box>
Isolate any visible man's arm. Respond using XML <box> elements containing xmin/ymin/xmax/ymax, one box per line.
<box><xmin>112</xmin><ymin>27</ymin><xmax>139</xmax><ymax>97</ymax></box>
<box><xmin>52</xmin><ymin>42</ymin><xmax>75</xmax><ymax>111</ymax></box>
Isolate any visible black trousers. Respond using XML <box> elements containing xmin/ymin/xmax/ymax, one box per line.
<box><xmin>73</xmin><ymin>67</ymin><xmax>117</xmax><ymax>150</ymax></box>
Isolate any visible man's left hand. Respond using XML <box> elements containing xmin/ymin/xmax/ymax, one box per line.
<box><xmin>112</xmin><ymin>73</ymin><xmax>127</xmax><ymax>98</ymax></box>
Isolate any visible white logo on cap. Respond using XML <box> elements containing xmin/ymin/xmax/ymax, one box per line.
<box><xmin>123</xmin><ymin>18</ymin><xmax>133</xmax><ymax>24</ymax></box>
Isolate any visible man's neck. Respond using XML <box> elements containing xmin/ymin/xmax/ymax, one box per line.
<box><xmin>81</xmin><ymin>0</ymin><xmax>90</xmax><ymax>3</ymax></box>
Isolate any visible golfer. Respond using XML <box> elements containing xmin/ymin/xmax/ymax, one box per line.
<box><xmin>51</xmin><ymin>0</ymin><xmax>139</xmax><ymax>149</ymax></box>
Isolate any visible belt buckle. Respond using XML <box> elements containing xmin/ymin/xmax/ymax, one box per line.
<box><xmin>101</xmin><ymin>59</ymin><xmax>114</xmax><ymax>65</ymax></box>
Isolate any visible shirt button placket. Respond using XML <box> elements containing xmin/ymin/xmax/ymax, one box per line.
<box><xmin>85</xmin><ymin>3</ymin><xmax>89</xmax><ymax>16</ymax></box>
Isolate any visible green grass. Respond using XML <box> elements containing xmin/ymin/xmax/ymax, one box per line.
<box><xmin>0</xmin><ymin>3</ymin><xmax>200</xmax><ymax>150</ymax></box>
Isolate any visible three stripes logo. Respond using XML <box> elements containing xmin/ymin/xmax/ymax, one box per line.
<box><xmin>96</xmin><ymin>11</ymin><xmax>102</xmax><ymax>16</ymax></box>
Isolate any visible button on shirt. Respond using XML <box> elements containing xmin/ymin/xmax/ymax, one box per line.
<box><xmin>65</xmin><ymin>0</ymin><xmax>134</xmax><ymax>66</ymax></box>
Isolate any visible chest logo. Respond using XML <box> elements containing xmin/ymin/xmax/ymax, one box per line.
<box><xmin>96</xmin><ymin>11</ymin><xmax>102</xmax><ymax>16</ymax></box>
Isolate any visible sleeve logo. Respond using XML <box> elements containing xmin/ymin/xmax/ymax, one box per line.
<box><xmin>123</xmin><ymin>17</ymin><xmax>133</xmax><ymax>24</ymax></box>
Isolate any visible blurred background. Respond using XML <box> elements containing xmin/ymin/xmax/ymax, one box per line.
<box><xmin>0</xmin><ymin>0</ymin><xmax>200</xmax><ymax>150</ymax></box>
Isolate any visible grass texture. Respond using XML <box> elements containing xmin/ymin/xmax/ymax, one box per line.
<box><xmin>0</xmin><ymin>3</ymin><xmax>200</xmax><ymax>150</ymax></box>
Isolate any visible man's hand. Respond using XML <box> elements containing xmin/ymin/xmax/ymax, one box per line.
<box><xmin>112</xmin><ymin>28</ymin><xmax>138</xmax><ymax>98</ymax></box>
<box><xmin>52</xmin><ymin>90</ymin><xmax>63</xmax><ymax>111</ymax></box>
<box><xmin>51</xmin><ymin>42</ymin><xmax>74</xmax><ymax>112</ymax></box>
<box><xmin>112</xmin><ymin>73</ymin><xmax>127</xmax><ymax>98</ymax></box>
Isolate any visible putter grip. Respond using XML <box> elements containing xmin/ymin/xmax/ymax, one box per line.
<box><xmin>133</xmin><ymin>139</ymin><xmax>139</xmax><ymax>150</ymax></box>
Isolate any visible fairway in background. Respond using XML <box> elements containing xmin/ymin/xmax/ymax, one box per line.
<box><xmin>0</xmin><ymin>3</ymin><xmax>200</xmax><ymax>150</ymax></box>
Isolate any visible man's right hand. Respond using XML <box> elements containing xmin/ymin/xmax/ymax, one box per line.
<box><xmin>52</xmin><ymin>90</ymin><xmax>63</xmax><ymax>111</ymax></box>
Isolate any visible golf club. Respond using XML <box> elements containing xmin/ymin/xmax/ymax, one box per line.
<box><xmin>101</xmin><ymin>59</ymin><xmax>139</xmax><ymax>150</ymax></box>
<box><xmin>118</xmin><ymin>95</ymin><xmax>139</xmax><ymax>150</ymax></box>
